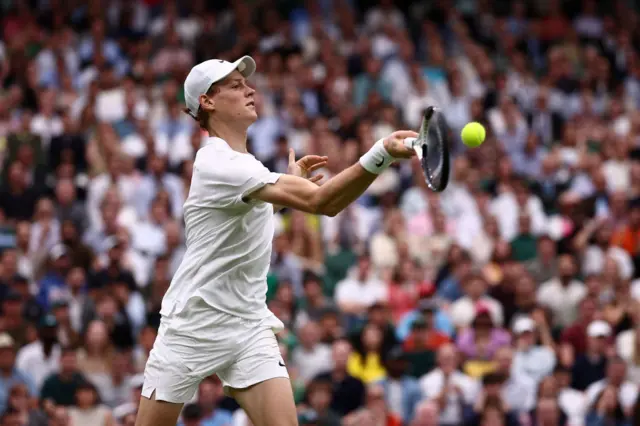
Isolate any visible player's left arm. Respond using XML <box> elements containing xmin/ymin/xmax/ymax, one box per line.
<box><xmin>273</xmin><ymin>150</ymin><xmax>327</xmax><ymax>213</ymax></box>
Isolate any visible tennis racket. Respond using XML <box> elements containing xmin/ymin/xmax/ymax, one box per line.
<box><xmin>403</xmin><ymin>106</ymin><xmax>450</xmax><ymax>192</ymax></box>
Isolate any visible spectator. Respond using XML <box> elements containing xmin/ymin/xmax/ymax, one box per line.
<box><xmin>0</xmin><ymin>333</ymin><xmax>35</xmax><ymax>415</ymax></box>
<box><xmin>449</xmin><ymin>273</ymin><xmax>504</xmax><ymax>330</ymax></box>
<box><xmin>5</xmin><ymin>382</ymin><xmax>48</xmax><ymax>426</ymax></box>
<box><xmin>511</xmin><ymin>315</ymin><xmax>557</xmax><ymax>386</ymax></box>
<box><xmin>396</xmin><ymin>292</ymin><xmax>455</xmax><ymax>341</ymax></box>
<box><xmin>419</xmin><ymin>344</ymin><xmax>479</xmax><ymax>426</ymax></box>
<box><xmin>525</xmin><ymin>235</ymin><xmax>559</xmax><ymax>285</ymax></box>
<box><xmin>612</xmin><ymin>198</ymin><xmax>640</xmax><ymax>260</ymax></box>
<box><xmin>552</xmin><ymin>366</ymin><xmax>587</xmax><ymax>426</ymax></box>
<box><xmin>16</xmin><ymin>315</ymin><xmax>61</xmax><ymax>392</ymax></box>
<box><xmin>533</xmin><ymin>376</ymin><xmax>570</xmax><ymax>424</ymax></box>
<box><xmin>180</xmin><ymin>403</ymin><xmax>203</xmax><ymax>426</ymax></box>
<box><xmin>291</xmin><ymin>321</ymin><xmax>332</xmax><ymax>384</ymax></box>
<box><xmin>189</xmin><ymin>376</ymin><xmax>233</xmax><ymax>426</ymax></box>
<box><xmin>313</xmin><ymin>339</ymin><xmax>365</xmax><ymax>416</ymax></box>
<box><xmin>132</xmin><ymin>326</ymin><xmax>156</xmax><ymax>374</ymax></box>
<box><xmin>293</xmin><ymin>272</ymin><xmax>334</xmax><ymax>330</ymax></box>
<box><xmin>91</xmin><ymin>292</ymin><xmax>135</xmax><ymax>350</ymax></box>
<box><xmin>61</xmin><ymin>266</ymin><xmax>92</xmax><ymax>337</ymax></box>
<box><xmin>532</xmin><ymin>397</ymin><xmax>566</xmax><ymax>426</ymax></box>
<box><xmin>54</xmin><ymin>179</ymin><xmax>87</xmax><ymax>234</ymax></box>
<box><xmin>409</xmin><ymin>400</ymin><xmax>439</xmax><ymax>426</ymax></box>
<box><xmin>616</xmin><ymin>302</ymin><xmax>640</xmax><ymax>382</ymax></box>
<box><xmin>1</xmin><ymin>291</ymin><xmax>31</xmax><ymax>349</ymax></box>
<box><xmin>362</xmin><ymin>382</ymin><xmax>402</xmax><ymax>426</ymax></box>
<box><xmin>77</xmin><ymin>320</ymin><xmax>115</xmax><ymax>387</ymax></box>
<box><xmin>492</xmin><ymin>346</ymin><xmax>537</xmax><ymax>414</ymax></box>
<box><xmin>40</xmin><ymin>347</ymin><xmax>85</xmax><ymax>406</ymax></box>
<box><xmin>51</xmin><ymin>300</ymin><xmax>80</xmax><ymax>350</ymax></box>
<box><xmin>270</xmin><ymin>234</ymin><xmax>304</xmax><ymax>298</ymax></box>
<box><xmin>377</xmin><ymin>347</ymin><xmax>421</xmax><ymax>424</ymax></box>
<box><xmin>7</xmin><ymin>274</ymin><xmax>42</xmax><ymax>325</ymax></box>
<box><xmin>403</xmin><ymin>302</ymin><xmax>450</xmax><ymax>352</ymax></box>
<box><xmin>455</xmin><ymin>305</ymin><xmax>511</xmax><ymax>379</ymax></box>
<box><xmin>572</xmin><ymin>320</ymin><xmax>613</xmax><ymax>391</ymax></box>
<box><xmin>134</xmin><ymin>153</ymin><xmax>184</xmax><ymax>222</ymax></box>
<box><xmin>561</xmin><ymin>297</ymin><xmax>599</xmax><ymax>356</ymax></box>
<box><xmin>584</xmin><ymin>356</ymin><xmax>638</xmax><ymax>423</ymax></box>
<box><xmin>437</xmin><ymin>250</ymin><xmax>474</xmax><ymax>303</ymax></box>
<box><xmin>49</xmin><ymin>405</ymin><xmax>71</xmax><ymax>426</ymax></box>
<box><xmin>28</xmin><ymin>197</ymin><xmax>61</xmax><ymax>259</ymax></box>
<box><xmin>537</xmin><ymin>254</ymin><xmax>587</xmax><ymax>329</ymax></box>
<box><xmin>335</xmin><ymin>254</ymin><xmax>387</xmax><ymax>324</ymax></box>
<box><xmin>113</xmin><ymin>374</ymin><xmax>144</xmax><ymax>424</ymax></box>
<box><xmin>347</xmin><ymin>323</ymin><xmax>387</xmax><ymax>384</ymax></box>
<box><xmin>96</xmin><ymin>350</ymin><xmax>133</xmax><ymax>409</ymax></box>
<box><xmin>358</xmin><ymin>303</ymin><xmax>398</xmax><ymax>356</ymax></box>
<box><xmin>60</xmin><ymin>220</ymin><xmax>94</xmax><ymax>272</ymax></box>
<box><xmin>36</xmin><ymin>245</ymin><xmax>71</xmax><ymax>312</ymax></box>
<box><xmin>298</xmin><ymin>378</ymin><xmax>341</xmax><ymax>426</ymax></box>
<box><xmin>0</xmin><ymin>162</ymin><xmax>39</xmax><ymax>222</ymax></box>
<box><xmin>68</xmin><ymin>381</ymin><xmax>114</xmax><ymax>426</ymax></box>
<box><xmin>465</xmin><ymin>372</ymin><xmax>520</xmax><ymax>426</ymax></box>
<box><xmin>585</xmin><ymin>385</ymin><xmax>632</xmax><ymax>426</ymax></box>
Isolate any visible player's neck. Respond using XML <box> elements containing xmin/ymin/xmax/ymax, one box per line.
<box><xmin>207</xmin><ymin>120</ymin><xmax>248</xmax><ymax>153</ymax></box>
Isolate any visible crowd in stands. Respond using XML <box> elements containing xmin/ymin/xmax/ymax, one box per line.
<box><xmin>2</xmin><ymin>0</ymin><xmax>640</xmax><ymax>425</ymax></box>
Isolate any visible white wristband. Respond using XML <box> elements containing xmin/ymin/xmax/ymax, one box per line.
<box><xmin>359</xmin><ymin>139</ymin><xmax>394</xmax><ymax>175</ymax></box>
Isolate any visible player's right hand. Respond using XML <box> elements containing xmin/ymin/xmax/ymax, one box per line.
<box><xmin>383</xmin><ymin>130</ymin><xmax>419</xmax><ymax>159</ymax></box>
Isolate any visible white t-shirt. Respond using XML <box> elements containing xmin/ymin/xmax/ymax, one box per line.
<box><xmin>15</xmin><ymin>341</ymin><xmax>61</xmax><ymax>392</ymax></box>
<box><xmin>420</xmin><ymin>369</ymin><xmax>479</xmax><ymax>425</ymax></box>
<box><xmin>291</xmin><ymin>344</ymin><xmax>332</xmax><ymax>383</ymax></box>
<box><xmin>537</xmin><ymin>278</ymin><xmax>586</xmax><ymax>328</ymax></box>
<box><xmin>585</xmin><ymin>379</ymin><xmax>639</xmax><ymax>412</ymax></box>
<box><xmin>334</xmin><ymin>274</ymin><xmax>388</xmax><ymax>308</ymax></box>
<box><xmin>160</xmin><ymin>137</ymin><xmax>281</xmax><ymax>321</ymax></box>
<box><xmin>449</xmin><ymin>296</ymin><xmax>504</xmax><ymax>329</ymax></box>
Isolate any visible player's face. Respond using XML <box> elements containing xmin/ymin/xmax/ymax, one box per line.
<box><xmin>207</xmin><ymin>70</ymin><xmax>257</xmax><ymax>125</ymax></box>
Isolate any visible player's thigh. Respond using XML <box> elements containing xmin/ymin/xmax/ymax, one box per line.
<box><xmin>135</xmin><ymin>391</ymin><xmax>184</xmax><ymax>426</ymax></box>
<box><xmin>229</xmin><ymin>377</ymin><xmax>298</xmax><ymax>426</ymax></box>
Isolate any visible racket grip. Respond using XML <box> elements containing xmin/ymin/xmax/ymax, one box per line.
<box><xmin>403</xmin><ymin>137</ymin><xmax>417</xmax><ymax>148</ymax></box>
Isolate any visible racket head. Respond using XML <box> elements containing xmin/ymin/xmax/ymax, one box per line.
<box><xmin>417</xmin><ymin>106</ymin><xmax>450</xmax><ymax>192</ymax></box>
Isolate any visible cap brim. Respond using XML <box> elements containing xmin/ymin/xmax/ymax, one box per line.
<box><xmin>214</xmin><ymin>56</ymin><xmax>256</xmax><ymax>85</ymax></box>
<box><xmin>232</xmin><ymin>55</ymin><xmax>256</xmax><ymax>79</ymax></box>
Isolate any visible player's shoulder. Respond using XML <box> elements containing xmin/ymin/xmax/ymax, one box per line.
<box><xmin>196</xmin><ymin>137</ymin><xmax>251</xmax><ymax>163</ymax></box>
<box><xmin>195</xmin><ymin>137</ymin><xmax>264</xmax><ymax>175</ymax></box>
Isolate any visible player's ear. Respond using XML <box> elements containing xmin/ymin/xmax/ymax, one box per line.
<box><xmin>199</xmin><ymin>94</ymin><xmax>215</xmax><ymax>113</ymax></box>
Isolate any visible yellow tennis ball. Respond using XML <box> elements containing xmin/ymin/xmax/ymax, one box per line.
<box><xmin>461</xmin><ymin>122</ymin><xmax>486</xmax><ymax>148</ymax></box>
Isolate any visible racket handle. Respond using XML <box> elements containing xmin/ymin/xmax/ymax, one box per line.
<box><xmin>404</xmin><ymin>137</ymin><xmax>422</xmax><ymax>160</ymax></box>
<box><xmin>403</xmin><ymin>137</ymin><xmax>417</xmax><ymax>148</ymax></box>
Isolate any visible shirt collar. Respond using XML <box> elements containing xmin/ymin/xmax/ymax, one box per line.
<box><xmin>202</xmin><ymin>137</ymin><xmax>229</xmax><ymax>150</ymax></box>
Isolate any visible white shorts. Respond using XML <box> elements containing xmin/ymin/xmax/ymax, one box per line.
<box><xmin>141</xmin><ymin>297</ymin><xmax>289</xmax><ymax>403</ymax></box>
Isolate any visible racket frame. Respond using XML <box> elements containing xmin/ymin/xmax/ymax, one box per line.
<box><xmin>404</xmin><ymin>106</ymin><xmax>450</xmax><ymax>192</ymax></box>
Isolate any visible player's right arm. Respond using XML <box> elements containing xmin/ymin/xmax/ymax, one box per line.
<box><xmin>249</xmin><ymin>130</ymin><xmax>418</xmax><ymax>216</ymax></box>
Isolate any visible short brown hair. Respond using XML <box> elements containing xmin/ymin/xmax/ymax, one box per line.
<box><xmin>184</xmin><ymin>84</ymin><xmax>219</xmax><ymax>130</ymax></box>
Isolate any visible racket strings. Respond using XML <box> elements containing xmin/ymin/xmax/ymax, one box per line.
<box><xmin>421</xmin><ymin>108</ymin><xmax>449</xmax><ymax>192</ymax></box>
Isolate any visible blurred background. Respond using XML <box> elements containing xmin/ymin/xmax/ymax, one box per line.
<box><xmin>2</xmin><ymin>0</ymin><xmax>640</xmax><ymax>425</ymax></box>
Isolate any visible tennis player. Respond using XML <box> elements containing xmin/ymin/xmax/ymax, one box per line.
<box><xmin>135</xmin><ymin>56</ymin><xmax>417</xmax><ymax>426</ymax></box>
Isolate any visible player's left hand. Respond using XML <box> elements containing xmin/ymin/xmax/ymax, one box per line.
<box><xmin>288</xmin><ymin>149</ymin><xmax>328</xmax><ymax>185</ymax></box>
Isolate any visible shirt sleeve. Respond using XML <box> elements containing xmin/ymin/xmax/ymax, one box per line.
<box><xmin>192</xmin><ymin>150</ymin><xmax>281</xmax><ymax>209</ymax></box>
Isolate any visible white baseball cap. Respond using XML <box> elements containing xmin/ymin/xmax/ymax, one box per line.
<box><xmin>0</xmin><ymin>333</ymin><xmax>14</xmax><ymax>349</ymax></box>
<box><xmin>184</xmin><ymin>56</ymin><xmax>256</xmax><ymax>118</ymax></box>
<box><xmin>512</xmin><ymin>316</ymin><xmax>536</xmax><ymax>335</ymax></box>
<box><xmin>587</xmin><ymin>320</ymin><xmax>612</xmax><ymax>338</ymax></box>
